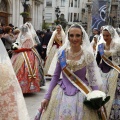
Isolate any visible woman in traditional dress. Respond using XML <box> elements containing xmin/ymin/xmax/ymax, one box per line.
<box><xmin>44</xmin><ymin>25</ymin><xmax>65</xmax><ymax>76</ymax></box>
<box><xmin>11</xmin><ymin>24</ymin><xmax>41</xmax><ymax>93</ymax></box>
<box><xmin>96</xmin><ymin>25</ymin><xmax>120</xmax><ymax>119</ymax></box>
<box><xmin>40</xmin><ymin>23</ymin><xmax>103</xmax><ymax>120</ymax></box>
<box><xmin>0</xmin><ymin>37</ymin><xmax>30</xmax><ymax>119</ymax></box>
<box><xmin>25</xmin><ymin>22</ymin><xmax>45</xmax><ymax>86</ymax></box>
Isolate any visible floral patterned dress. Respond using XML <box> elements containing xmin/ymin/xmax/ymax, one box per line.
<box><xmin>11</xmin><ymin>38</ymin><xmax>40</xmax><ymax>93</ymax></box>
<box><xmin>40</xmin><ymin>51</ymin><xmax>99</xmax><ymax>120</ymax></box>
<box><xmin>0</xmin><ymin>40</ymin><xmax>30</xmax><ymax>120</ymax></box>
<box><xmin>96</xmin><ymin>43</ymin><xmax>120</xmax><ymax>119</ymax></box>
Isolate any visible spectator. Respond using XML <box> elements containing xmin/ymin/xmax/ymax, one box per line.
<box><xmin>89</xmin><ymin>28</ymin><xmax>100</xmax><ymax>42</ymax></box>
<box><xmin>3</xmin><ymin>26</ymin><xmax>16</xmax><ymax>57</ymax></box>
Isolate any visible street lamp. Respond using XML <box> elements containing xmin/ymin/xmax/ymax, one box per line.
<box><xmin>55</xmin><ymin>6</ymin><xmax>61</xmax><ymax>25</ymax></box>
<box><xmin>20</xmin><ymin>0</ymin><xmax>29</xmax><ymax>23</ymax></box>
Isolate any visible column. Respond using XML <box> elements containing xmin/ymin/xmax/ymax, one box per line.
<box><xmin>32</xmin><ymin>0</ymin><xmax>35</xmax><ymax>27</ymax></box>
<box><xmin>19</xmin><ymin>0</ymin><xmax>24</xmax><ymax>25</ymax></box>
<box><xmin>12</xmin><ymin>0</ymin><xmax>15</xmax><ymax>24</ymax></box>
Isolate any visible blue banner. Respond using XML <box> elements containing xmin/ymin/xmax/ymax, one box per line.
<box><xmin>92</xmin><ymin>0</ymin><xmax>107</xmax><ymax>30</ymax></box>
<box><xmin>58</xmin><ymin>50</ymin><xmax>67</xmax><ymax>69</ymax></box>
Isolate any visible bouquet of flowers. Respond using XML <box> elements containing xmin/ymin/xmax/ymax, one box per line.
<box><xmin>84</xmin><ymin>90</ymin><xmax>110</xmax><ymax>120</ymax></box>
<box><xmin>11</xmin><ymin>42</ymin><xmax>20</xmax><ymax>50</ymax></box>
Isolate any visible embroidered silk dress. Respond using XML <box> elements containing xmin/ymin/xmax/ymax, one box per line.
<box><xmin>96</xmin><ymin>42</ymin><xmax>120</xmax><ymax>119</ymax></box>
<box><xmin>0</xmin><ymin>39</ymin><xmax>30</xmax><ymax>120</ymax></box>
<box><xmin>40</xmin><ymin>50</ymin><xmax>100</xmax><ymax>120</ymax></box>
<box><xmin>11</xmin><ymin>36</ymin><xmax>40</xmax><ymax>93</ymax></box>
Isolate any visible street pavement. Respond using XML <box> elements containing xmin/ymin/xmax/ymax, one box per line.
<box><xmin>24</xmin><ymin>78</ymin><xmax>51</xmax><ymax>120</ymax></box>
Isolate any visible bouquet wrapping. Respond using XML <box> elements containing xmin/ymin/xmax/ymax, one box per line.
<box><xmin>84</xmin><ymin>90</ymin><xmax>110</xmax><ymax>120</ymax></box>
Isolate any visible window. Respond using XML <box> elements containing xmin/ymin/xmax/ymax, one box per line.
<box><xmin>71</xmin><ymin>0</ymin><xmax>73</xmax><ymax>7</ymax></box>
<box><xmin>61</xmin><ymin>0</ymin><xmax>65</xmax><ymax>7</ymax></box>
<box><xmin>46</xmin><ymin>0</ymin><xmax>52</xmax><ymax>7</ymax></box>
<box><xmin>78</xmin><ymin>0</ymin><xmax>80</xmax><ymax>8</ymax></box>
<box><xmin>78</xmin><ymin>13</ymin><xmax>79</xmax><ymax>21</ymax></box>
<box><xmin>74</xmin><ymin>0</ymin><xmax>77</xmax><ymax>7</ymax></box>
<box><xmin>45</xmin><ymin>13</ymin><xmax>52</xmax><ymax>21</ymax></box>
<box><xmin>70</xmin><ymin>13</ymin><xmax>73</xmax><ymax>22</ymax></box>
<box><xmin>68</xmin><ymin>13</ymin><xmax>70</xmax><ymax>22</ymax></box>
<box><xmin>74</xmin><ymin>13</ymin><xmax>77</xmax><ymax>21</ymax></box>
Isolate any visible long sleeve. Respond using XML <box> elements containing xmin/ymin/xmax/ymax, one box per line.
<box><xmin>86</xmin><ymin>60</ymin><xmax>103</xmax><ymax>90</ymax></box>
<box><xmin>44</xmin><ymin>62</ymin><xmax>61</xmax><ymax>100</ymax></box>
<box><xmin>4</xmin><ymin>35</ymin><xmax>16</xmax><ymax>44</ymax></box>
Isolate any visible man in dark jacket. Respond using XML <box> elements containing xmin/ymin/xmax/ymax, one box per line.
<box><xmin>35</xmin><ymin>31</ymin><xmax>45</xmax><ymax>60</ymax></box>
<box><xmin>42</xmin><ymin>29</ymin><xmax>52</xmax><ymax>47</ymax></box>
<box><xmin>89</xmin><ymin>28</ymin><xmax>100</xmax><ymax>42</ymax></box>
<box><xmin>42</xmin><ymin>29</ymin><xmax>52</xmax><ymax>60</ymax></box>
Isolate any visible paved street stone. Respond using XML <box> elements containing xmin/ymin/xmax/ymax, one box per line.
<box><xmin>24</xmin><ymin>79</ymin><xmax>50</xmax><ymax>120</ymax></box>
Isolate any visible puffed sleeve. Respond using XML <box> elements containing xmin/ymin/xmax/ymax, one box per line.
<box><xmin>44</xmin><ymin>61</ymin><xmax>62</xmax><ymax>100</ymax></box>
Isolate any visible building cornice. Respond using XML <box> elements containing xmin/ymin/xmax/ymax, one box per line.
<box><xmin>34</xmin><ymin>0</ymin><xmax>43</xmax><ymax>5</ymax></box>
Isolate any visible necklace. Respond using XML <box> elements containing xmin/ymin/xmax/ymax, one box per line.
<box><xmin>68</xmin><ymin>49</ymin><xmax>82</xmax><ymax>58</ymax></box>
<box><xmin>105</xmin><ymin>45</ymin><xmax>110</xmax><ymax>50</ymax></box>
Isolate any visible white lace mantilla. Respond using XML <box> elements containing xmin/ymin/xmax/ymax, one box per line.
<box><xmin>103</xmin><ymin>43</ymin><xmax>120</xmax><ymax>65</ymax></box>
<box><xmin>0</xmin><ymin>62</ymin><xmax>30</xmax><ymax>120</ymax></box>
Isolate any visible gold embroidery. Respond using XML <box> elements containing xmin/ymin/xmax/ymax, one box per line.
<box><xmin>67</xmin><ymin>60</ymin><xmax>86</xmax><ymax>72</ymax></box>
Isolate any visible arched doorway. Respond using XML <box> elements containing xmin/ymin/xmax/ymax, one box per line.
<box><xmin>0</xmin><ymin>0</ymin><xmax>10</xmax><ymax>25</ymax></box>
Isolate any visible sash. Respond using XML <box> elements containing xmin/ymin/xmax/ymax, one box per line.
<box><xmin>22</xmin><ymin>51</ymin><xmax>36</xmax><ymax>79</ymax></box>
<box><xmin>54</xmin><ymin>35</ymin><xmax>62</xmax><ymax>46</ymax></box>
<box><xmin>98</xmin><ymin>43</ymin><xmax>120</xmax><ymax>73</ymax></box>
<box><xmin>58</xmin><ymin>50</ymin><xmax>91</xmax><ymax>95</ymax></box>
<box><xmin>58</xmin><ymin>50</ymin><xmax>107</xmax><ymax>120</ymax></box>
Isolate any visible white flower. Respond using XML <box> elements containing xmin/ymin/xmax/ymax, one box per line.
<box><xmin>86</xmin><ymin>90</ymin><xmax>106</xmax><ymax>101</ymax></box>
<box><xmin>12</xmin><ymin>42</ymin><xmax>20</xmax><ymax>49</ymax></box>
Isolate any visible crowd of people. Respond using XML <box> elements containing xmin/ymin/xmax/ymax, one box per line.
<box><xmin>0</xmin><ymin>21</ymin><xmax>120</xmax><ymax>120</ymax></box>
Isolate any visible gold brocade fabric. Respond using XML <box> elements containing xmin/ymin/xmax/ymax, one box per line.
<box><xmin>66</xmin><ymin>58</ymin><xmax>86</xmax><ymax>72</ymax></box>
<box><xmin>40</xmin><ymin>85</ymin><xmax>99</xmax><ymax>120</ymax></box>
<box><xmin>104</xmin><ymin>69</ymin><xmax>118</xmax><ymax>119</ymax></box>
<box><xmin>12</xmin><ymin>53</ymin><xmax>24</xmax><ymax>74</ymax></box>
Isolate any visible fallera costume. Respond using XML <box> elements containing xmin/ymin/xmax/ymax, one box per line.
<box><xmin>25</xmin><ymin>22</ymin><xmax>45</xmax><ymax>87</ymax></box>
<box><xmin>40</xmin><ymin>24</ymin><xmax>103</xmax><ymax>120</ymax></box>
<box><xmin>0</xmin><ymin>38</ymin><xmax>30</xmax><ymax>120</ymax></box>
<box><xmin>44</xmin><ymin>25</ymin><xmax>65</xmax><ymax>76</ymax></box>
<box><xmin>96</xmin><ymin>25</ymin><xmax>120</xmax><ymax>119</ymax></box>
<box><xmin>11</xmin><ymin>24</ymin><xmax>41</xmax><ymax>93</ymax></box>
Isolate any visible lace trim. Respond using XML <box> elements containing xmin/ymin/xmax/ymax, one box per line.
<box><xmin>66</xmin><ymin>54</ymin><xmax>86</xmax><ymax>72</ymax></box>
<box><xmin>0</xmin><ymin>63</ymin><xmax>16</xmax><ymax>92</ymax></box>
<box><xmin>0</xmin><ymin>62</ymin><xmax>30</xmax><ymax>120</ymax></box>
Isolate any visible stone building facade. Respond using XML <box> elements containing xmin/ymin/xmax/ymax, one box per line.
<box><xmin>0</xmin><ymin>0</ymin><xmax>44</xmax><ymax>30</ymax></box>
<box><xmin>44</xmin><ymin>0</ymin><xmax>88</xmax><ymax>31</ymax></box>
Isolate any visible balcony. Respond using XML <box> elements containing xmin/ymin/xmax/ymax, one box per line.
<box><xmin>86</xmin><ymin>2</ymin><xmax>92</xmax><ymax>13</ymax></box>
<box><xmin>86</xmin><ymin>2</ymin><xmax>92</xmax><ymax>8</ymax></box>
<box><xmin>34</xmin><ymin>0</ymin><xmax>43</xmax><ymax>4</ymax></box>
<box><xmin>111</xmin><ymin>1</ymin><xmax>118</xmax><ymax>6</ymax></box>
